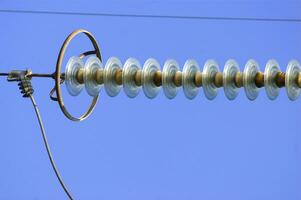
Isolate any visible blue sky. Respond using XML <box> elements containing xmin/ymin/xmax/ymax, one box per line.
<box><xmin>0</xmin><ymin>0</ymin><xmax>301</xmax><ymax>199</ymax></box>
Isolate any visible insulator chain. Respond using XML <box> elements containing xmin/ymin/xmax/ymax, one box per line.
<box><xmin>64</xmin><ymin>56</ymin><xmax>301</xmax><ymax>101</ymax></box>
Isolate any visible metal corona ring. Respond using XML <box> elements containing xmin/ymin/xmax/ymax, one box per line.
<box><xmin>55</xmin><ymin>29</ymin><xmax>301</xmax><ymax>121</ymax></box>
<box><xmin>55</xmin><ymin>29</ymin><xmax>101</xmax><ymax>121</ymax></box>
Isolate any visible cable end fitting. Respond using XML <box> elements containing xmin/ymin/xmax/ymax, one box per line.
<box><xmin>7</xmin><ymin>70</ymin><xmax>34</xmax><ymax>98</ymax></box>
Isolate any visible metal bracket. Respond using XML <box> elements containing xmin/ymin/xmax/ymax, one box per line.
<box><xmin>7</xmin><ymin>69</ymin><xmax>32</xmax><ymax>82</ymax></box>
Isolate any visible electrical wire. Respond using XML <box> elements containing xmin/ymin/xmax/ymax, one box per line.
<box><xmin>29</xmin><ymin>94</ymin><xmax>74</xmax><ymax>200</ymax></box>
<box><xmin>0</xmin><ymin>9</ymin><xmax>301</xmax><ymax>23</ymax></box>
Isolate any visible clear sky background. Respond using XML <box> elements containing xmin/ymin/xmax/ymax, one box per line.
<box><xmin>0</xmin><ymin>0</ymin><xmax>301</xmax><ymax>199</ymax></box>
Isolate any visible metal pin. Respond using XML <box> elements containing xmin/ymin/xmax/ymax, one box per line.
<box><xmin>174</xmin><ymin>71</ymin><xmax>182</xmax><ymax>87</ymax></box>
<box><xmin>134</xmin><ymin>70</ymin><xmax>142</xmax><ymax>86</ymax></box>
<box><xmin>153</xmin><ymin>71</ymin><xmax>162</xmax><ymax>87</ymax></box>
<box><xmin>297</xmin><ymin>72</ymin><xmax>301</xmax><ymax>88</ymax></box>
<box><xmin>234</xmin><ymin>72</ymin><xmax>243</xmax><ymax>88</ymax></box>
<box><xmin>194</xmin><ymin>72</ymin><xmax>202</xmax><ymax>87</ymax></box>
<box><xmin>76</xmin><ymin>68</ymin><xmax>84</xmax><ymax>84</ymax></box>
<box><xmin>94</xmin><ymin>69</ymin><xmax>104</xmax><ymax>85</ymax></box>
<box><xmin>255</xmin><ymin>72</ymin><xmax>264</xmax><ymax>88</ymax></box>
<box><xmin>214</xmin><ymin>72</ymin><xmax>223</xmax><ymax>88</ymax></box>
<box><xmin>115</xmin><ymin>69</ymin><xmax>123</xmax><ymax>85</ymax></box>
<box><xmin>275</xmin><ymin>72</ymin><xmax>285</xmax><ymax>88</ymax></box>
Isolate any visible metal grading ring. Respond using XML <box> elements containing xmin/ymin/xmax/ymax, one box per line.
<box><xmin>104</xmin><ymin>57</ymin><xmax>122</xmax><ymax>97</ymax></box>
<box><xmin>84</xmin><ymin>56</ymin><xmax>103</xmax><ymax>97</ymax></box>
<box><xmin>203</xmin><ymin>59</ymin><xmax>220</xmax><ymax>100</ymax></box>
<box><xmin>243</xmin><ymin>59</ymin><xmax>259</xmax><ymax>101</ymax></box>
<box><xmin>142</xmin><ymin>58</ymin><xmax>161</xmax><ymax>99</ymax></box>
<box><xmin>286</xmin><ymin>60</ymin><xmax>301</xmax><ymax>101</ymax></box>
<box><xmin>182</xmin><ymin>59</ymin><xmax>200</xmax><ymax>99</ymax></box>
<box><xmin>65</xmin><ymin>56</ymin><xmax>85</xmax><ymax>96</ymax></box>
<box><xmin>162</xmin><ymin>59</ymin><xmax>180</xmax><ymax>99</ymax></box>
<box><xmin>55</xmin><ymin>29</ymin><xmax>101</xmax><ymax>122</ymax></box>
<box><xmin>264</xmin><ymin>59</ymin><xmax>280</xmax><ymax>100</ymax></box>
<box><xmin>223</xmin><ymin>59</ymin><xmax>240</xmax><ymax>100</ymax></box>
<box><xmin>123</xmin><ymin>58</ymin><xmax>141</xmax><ymax>98</ymax></box>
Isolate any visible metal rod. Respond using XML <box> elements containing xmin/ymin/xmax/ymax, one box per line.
<box><xmin>0</xmin><ymin>72</ymin><xmax>55</xmax><ymax>78</ymax></box>
<box><xmin>194</xmin><ymin>72</ymin><xmax>202</xmax><ymax>87</ymax></box>
<box><xmin>174</xmin><ymin>71</ymin><xmax>183</xmax><ymax>87</ymax></box>
<box><xmin>76</xmin><ymin>69</ymin><xmax>84</xmax><ymax>84</ymax></box>
<box><xmin>234</xmin><ymin>72</ymin><xmax>243</xmax><ymax>88</ymax></box>
<box><xmin>276</xmin><ymin>72</ymin><xmax>285</xmax><ymax>88</ymax></box>
<box><xmin>134</xmin><ymin>70</ymin><xmax>142</xmax><ymax>86</ymax></box>
<box><xmin>30</xmin><ymin>73</ymin><xmax>55</xmax><ymax>78</ymax></box>
<box><xmin>79</xmin><ymin>50</ymin><xmax>96</xmax><ymax>59</ymax></box>
<box><xmin>115</xmin><ymin>69</ymin><xmax>123</xmax><ymax>85</ymax></box>
<box><xmin>214</xmin><ymin>72</ymin><xmax>223</xmax><ymax>88</ymax></box>
<box><xmin>72</xmin><ymin>68</ymin><xmax>301</xmax><ymax>89</ymax></box>
<box><xmin>154</xmin><ymin>71</ymin><xmax>162</xmax><ymax>87</ymax></box>
<box><xmin>298</xmin><ymin>72</ymin><xmax>301</xmax><ymax>88</ymax></box>
<box><xmin>255</xmin><ymin>72</ymin><xmax>264</xmax><ymax>88</ymax></box>
<box><xmin>0</xmin><ymin>73</ymin><xmax>9</xmax><ymax>76</ymax></box>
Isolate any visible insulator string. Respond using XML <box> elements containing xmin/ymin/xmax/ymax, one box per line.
<box><xmin>65</xmin><ymin>56</ymin><xmax>301</xmax><ymax>101</ymax></box>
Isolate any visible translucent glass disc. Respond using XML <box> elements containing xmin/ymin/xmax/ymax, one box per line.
<box><xmin>65</xmin><ymin>56</ymin><xmax>84</xmax><ymax>96</ymax></box>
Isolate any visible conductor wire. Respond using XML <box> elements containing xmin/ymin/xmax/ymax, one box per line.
<box><xmin>29</xmin><ymin>94</ymin><xmax>74</xmax><ymax>200</ymax></box>
<box><xmin>0</xmin><ymin>9</ymin><xmax>301</xmax><ymax>23</ymax></box>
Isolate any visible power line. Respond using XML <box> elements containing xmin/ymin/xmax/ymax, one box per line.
<box><xmin>0</xmin><ymin>9</ymin><xmax>301</xmax><ymax>23</ymax></box>
<box><xmin>30</xmin><ymin>95</ymin><xmax>74</xmax><ymax>200</ymax></box>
